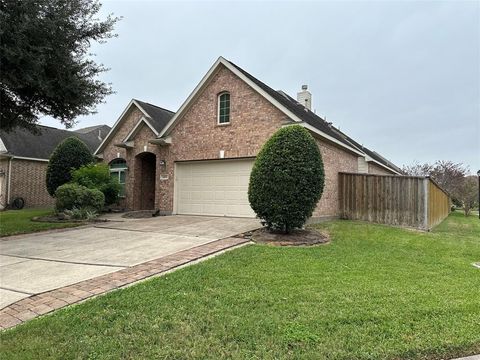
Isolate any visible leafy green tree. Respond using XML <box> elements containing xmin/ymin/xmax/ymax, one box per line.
<box><xmin>248</xmin><ymin>125</ymin><xmax>325</xmax><ymax>233</ymax></box>
<box><xmin>46</xmin><ymin>137</ymin><xmax>94</xmax><ymax>196</ymax></box>
<box><xmin>71</xmin><ymin>163</ymin><xmax>121</xmax><ymax>205</ymax></box>
<box><xmin>0</xmin><ymin>0</ymin><xmax>119</xmax><ymax>132</ymax></box>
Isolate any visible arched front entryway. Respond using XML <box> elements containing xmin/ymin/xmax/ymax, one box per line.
<box><xmin>134</xmin><ymin>152</ymin><xmax>156</xmax><ymax>210</ymax></box>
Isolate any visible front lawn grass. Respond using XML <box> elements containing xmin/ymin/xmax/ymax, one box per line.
<box><xmin>1</xmin><ymin>212</ymin><xmax>479</xmax><ymax>359</ymax></box>
<box><xmin>0</xmin><ymin>208</ymin><xmax>80</xmax><ymax>237</ymax></box>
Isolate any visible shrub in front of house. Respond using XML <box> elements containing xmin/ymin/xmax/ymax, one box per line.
<box><xmin>63</xmin><ymin>207</ymin><xmax>99</xmax><ymax>221</ymax></box>
<box><xmin>248</xmin><ymin>125</ymin><xmax>325</xmax><ymax>233</ymax></box>
<box><xmin>46</xmin><ymin>137</ymin><xmax>94</xmax><ymax>196</ymax></box>
<box><xmin>71</xmin><ymin>163</ymin><xmax>121</xmax><ymax>206</ymax></box>
<box><xmin>55</xmin><ymin>183</ymin><xmax>105</xmax><ymax>213</ymax></box>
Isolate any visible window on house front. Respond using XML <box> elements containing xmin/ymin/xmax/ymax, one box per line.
<box><xmin>218</xmin><ymin>92</ymin><xmax>230</xmax><ymax>124</ymax></box>
<box><xmin>109</xmin><ymin>158</ymin><xmax>127</xmax><ymax>197</ymax></box>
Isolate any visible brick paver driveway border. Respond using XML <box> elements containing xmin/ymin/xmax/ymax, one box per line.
<box><xmin>0</xmin><ymin>236</ymin><xmax>250</xmax><ymax>330</ymax></box>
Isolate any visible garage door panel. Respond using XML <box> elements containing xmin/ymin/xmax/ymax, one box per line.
<box><xmin>203</xmin><ymin>191</ymin><xmax>215</xmax><ymax>200</ymax></box>
<box><xmin>215</xmin><ymin>191</ymin><xmax>225</xmax><ymax>200</ymax></box>
<box><xmin>178</xmin><ymin>177</ymin><xmax>192</xmax><ymax>187</ymax></box>
<box><xmin>176</xmin><ymin>159</ymin><xmax>255</xmax><ymax>217</ymax></box>
<box><xmin>238</xmin><ymin>176</ymin><xmax>250</xmax><ymax>186</ymax></box>
<box><xmin>179</xmin><ymin>191</ymin><xmax>190</xmax><ymax>200</ymax></box>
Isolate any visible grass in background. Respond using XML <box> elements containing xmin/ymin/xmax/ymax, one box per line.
<box><xmin>1</xmin><ymin>212</ymin><xmax>479</xmax><ymax>359</ymax></box>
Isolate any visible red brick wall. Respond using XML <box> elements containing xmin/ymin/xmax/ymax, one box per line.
<box><xmin>9</xmin><ymin>159</ymin><xmax>54</xmax><ymax>208</ymax></box>
<box><xmin>313</xmin><ymin>139</ymin><xmax>358</xmax><ymax>217</ymax></box>
<box><xmin>368</xmin><ymin>162</ymin><xmax>394</xmax><ymax>175</ymax></box>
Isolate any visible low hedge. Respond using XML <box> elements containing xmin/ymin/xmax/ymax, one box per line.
<box><xmin>55</xmin><ymin>183</ymin><xmax>105</xmax><ymax>212</ymax></box>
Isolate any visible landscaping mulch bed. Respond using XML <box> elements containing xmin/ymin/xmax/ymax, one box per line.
<box><xmin>249</xmin><ymin>228</ymin><xmax>330</xmax><ymax>246</ymax></box>
<box><xmin>32</xmin><ymin>216</ymin><xmax>107</xmax><ymax>223</ymax></box>
<box><xmin>122</xmin><ymin>210</ymin><xmax>163</xmax><ymax>219</ymax></box>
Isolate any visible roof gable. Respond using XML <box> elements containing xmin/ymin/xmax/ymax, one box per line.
<box><xmin>123</xmin><ymin>116</ymin><xmax>159</xmax><ymax>142</ymax></box>
<box><xmin>156</xmin><ymin>57</ymin><xmax>400</xmax><ymax>174</ymax></box>
<box><xmin>94</xmin><ymin>99</ymin><xmax>174</xmax><ymax>155</ymax></box>
<box><xmin>134</xmin><ymin>100</ymin><xmax>174</xmax><ymax>132</ymax></box>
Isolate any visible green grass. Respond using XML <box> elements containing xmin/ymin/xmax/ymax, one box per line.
<box><xmin>0</xmin><ymin>208</ymin><xmax>80</xmax><ymax>237</ymax></box>
<box><xmin>1</xmin><ymin>212</ymin><xmax>479</xmax><ymax>359</ymax></box>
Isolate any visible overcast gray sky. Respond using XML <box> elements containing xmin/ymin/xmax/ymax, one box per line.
<box><xmin>40</xmin><ymin>0</ymin><xmax>480</xmax><ymax>173</ymax></box>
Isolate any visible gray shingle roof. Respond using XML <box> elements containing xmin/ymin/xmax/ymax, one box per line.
<box><xmin>134</xmin><ymin>99</ymin><xmax>175</xmax><ymax>133</ymax></box>
<box><xmin>0</xmin><ymin>124</ymin><xmax>110</xmax><ymax>160</ymax></box>
<box><xmin>226</xmin><ymin>59</ymin><xmax>401</xmax><ymax>173</ymax></box>
<box><xmin>74</xmin><ymin>124</ymin><xmax>111</xmax><ymax>136</ymax></box>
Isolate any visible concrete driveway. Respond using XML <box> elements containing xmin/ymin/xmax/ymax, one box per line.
<box><xmin>0</xmin><ymin>215</ymin><xmax>259</xmax><ymax>309</ymax></box>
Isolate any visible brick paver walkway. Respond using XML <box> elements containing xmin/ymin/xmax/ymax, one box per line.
<box><xmin>0</xmin><ymin>237</ymin><xmax>250</xmax><ymax>330</ymax></box>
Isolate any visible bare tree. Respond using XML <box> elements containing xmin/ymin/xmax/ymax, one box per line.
<box><xmin>429</xmin><ymin>161</ymin><xmax>469</xmax><ymax>198</ymax></box>
<box><xmin>402</xmin><ymin>160</ymin><xmax>470</xmax><ymax>210</ymax></box>
<box><xmin>457</xmin><ymin>176</ymin><xmax>478</xmax><ymax>216</ymax></box>
<box><xmin>401</xmin><ymin>161</ymin><xmax>434</xmax><ymax>177</ymax></box>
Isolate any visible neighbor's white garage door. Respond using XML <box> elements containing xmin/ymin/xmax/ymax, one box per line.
<box><xmin>175</xmin><ymin>159</ymin><xmax>255</xmax><ymax>217</ymax></box>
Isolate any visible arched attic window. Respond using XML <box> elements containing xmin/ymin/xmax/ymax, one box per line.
<box><xmin>109</xmin><ymin>158</ymin><xmax>127</xmax><ymax>197</ymax></box>
<box><xmin>217</xmin><ymin>92</ymin><xmax>230</xmax><ymax>124</ymax></box>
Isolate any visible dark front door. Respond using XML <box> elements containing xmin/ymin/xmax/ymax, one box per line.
<box><xmin>135</xmin><ymin>152</ymin><xmax>156</xmax><ymax>210</ymax></box>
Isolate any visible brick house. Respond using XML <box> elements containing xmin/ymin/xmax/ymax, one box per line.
<box><xmin>95</xmin><ymin>57</ymin><xmax>401</xmax><ymax>220</ymax></box>
<box><xmin>0</xmin><ymin>125</ymin><xmax>110</xmax><ymax>209</ymax></box>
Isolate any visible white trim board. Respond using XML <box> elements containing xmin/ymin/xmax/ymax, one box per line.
<box><xmin>0</xmin><ymin>137</ymin><xmax>7</xmax><ymax>153</ymax></box>
<box><xmin>94</xmin><ymin>99</ymin><xmax>152</xmax><ymax>155</ymax></box>
<box><xmin>123</xmin><ymin>116</ymin><xmax>159</xmax><ymax>143</ymax></box>
<box><xmin>0</xmin><ymin>155</ymin><xmax>49</xmax><ymax>162</ymax></box>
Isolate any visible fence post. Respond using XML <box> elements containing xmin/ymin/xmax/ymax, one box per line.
<box><xmin>423</xmin><ymin>177</ymin><xmax>429</xmax><ymax>230</ymax></box>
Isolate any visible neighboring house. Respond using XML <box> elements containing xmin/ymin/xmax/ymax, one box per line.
<box><xmin>0</xmin><ymin>124</ymin><xmax>110</xmax><ymax>209</ymax></box>
<box><xmin>95</xmin><ymin>57</ymin><xmax>401</xmax><ymax>220</ymax></box>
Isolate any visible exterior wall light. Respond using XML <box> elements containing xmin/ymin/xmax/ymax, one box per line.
<box><xmin>159</xmin><ymin>160</ymin><xmax>167</xmax><ymax>172</ymax></box>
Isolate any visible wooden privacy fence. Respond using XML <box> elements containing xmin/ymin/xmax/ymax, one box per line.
<box><xmin>338</xmin><ymin>173</ymin><xmax>450</xmax><ymax>230</ymax></box>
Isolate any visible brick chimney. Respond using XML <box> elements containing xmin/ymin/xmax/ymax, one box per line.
<box><xmin>297</xmin><ymin>85</ymin><xmax>312</xmax><ymax>110</ymax></box>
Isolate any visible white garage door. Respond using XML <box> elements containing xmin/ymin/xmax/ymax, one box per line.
<box><xmin>175</xmin><ymin>159</ymin><xmax>255</xmax><ymax>217</ymax></box>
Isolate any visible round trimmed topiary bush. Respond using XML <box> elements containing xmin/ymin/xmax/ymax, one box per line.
<box><xmin>55</xmin><ymin>183</ymin><xmax>105</xmax><ymax>212</ymax></box>
<box><xmin>248</xmin><ymin>125</ymin><xmax>325</xmax><ymax>233</ymax></box>
<box><xmin>46</xmin><ymin>137</ymin><xmax>94</xmax><ymax>196</ymax></box>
